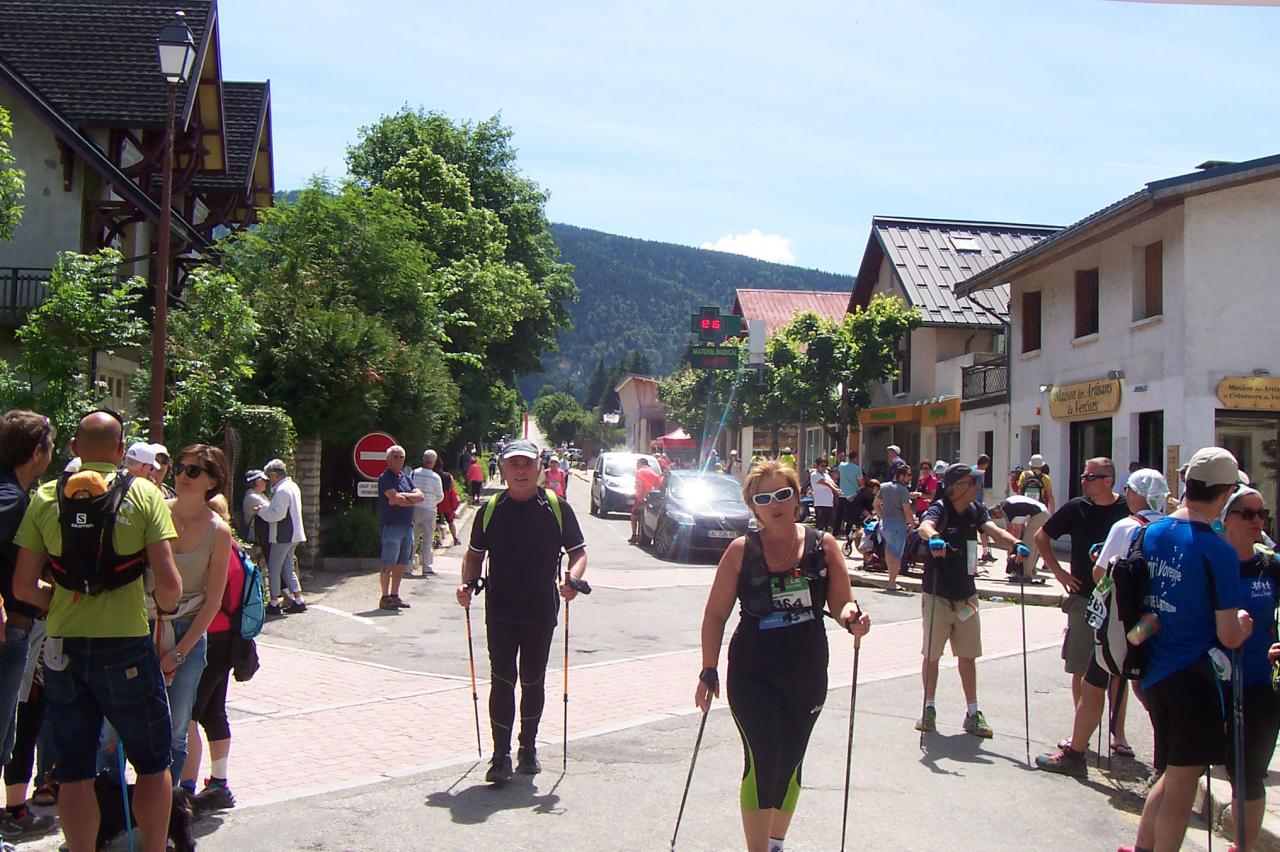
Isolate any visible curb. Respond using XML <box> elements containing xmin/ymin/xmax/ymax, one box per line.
<box><xmin>1196</xmin><ymin>772</ymin><xmax>1280</xmax><ymax>851</ymax></box>
<box><xmin>845</xmin><ymin>557</ymin><xmax>1064</xmax><ymax>607</ymax></box>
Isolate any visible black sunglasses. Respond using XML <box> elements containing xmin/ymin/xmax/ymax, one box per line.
<box><xmin>1230</xmin><ymin>507</ymin><xmax>1272</xmax><ymax>523</ymax></box>
<box><xmin>172</xmin><ymin>461</ymin><xmax>216</xmax><ymax>480</ymax></box>
<box><xmin>1080</xmin><ymin>472</ymin><xmax>1113</xmax><ymax>482</ymax></box>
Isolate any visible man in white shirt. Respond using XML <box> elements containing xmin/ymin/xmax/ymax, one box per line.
<box><xmin>411</xmin><ymin>450</ymin><xmax>445</xmax><ymax>575</ymax></box>
<box><xmin>809</xmin><ymin>456</ymin><xmax>839</xmax><ymax>532</ymax></box>
<box><xmin>257</xmin><ymin>458</ymin><xmax>308</xmax><ymax>615</ymax></box>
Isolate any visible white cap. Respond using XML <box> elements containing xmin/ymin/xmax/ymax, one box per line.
<box><xmin>887</xmin><ymin>444</ymin><xmax>901</xmax><ymax>455</ymax></box>
<box><xmin>150</xmin><ymin>444</ymin><xmax>170</xmax><ymax>463</ymax></box>
<box><xmin>124</xmin><ymin>442</ymin><xmax>161</xmax><ymax>470</ymax></box>
<box><xmin>1028</xmin><ymin>453</ymin><xmax>1045</xmax><ymax>469</ymax></box>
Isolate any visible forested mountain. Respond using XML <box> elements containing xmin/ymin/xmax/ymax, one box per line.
<box><xmin>521</xmin><ymin>224</ymin><xmax>853</xmax><ymax>402</ymax></box>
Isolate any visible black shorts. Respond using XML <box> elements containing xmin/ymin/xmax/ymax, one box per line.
<box><xmin>1146</xmin><ymin>664</ymin><xmax>1226</xmax><ymax>771</ymax></box>
<box><xmin>1083</xmin><ymin>655</ymin><xmax>1111</xmax><ymax>690</ymax></box>
<box><xmin>1226</xmin><ymin>683</ymin><xmax>1280</xmax><ymax>800</ymax></box>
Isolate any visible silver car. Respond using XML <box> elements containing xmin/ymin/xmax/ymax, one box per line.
<box><xmin>589</xmin><ymin>452</ymin><xmax>660</xmax><ymax>517</ymax></box>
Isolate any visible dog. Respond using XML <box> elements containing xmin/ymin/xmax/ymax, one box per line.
<box><xmin>92</xmin><ymin>773</ymin><xmax>196</xmax><ymax>851</ymax></box>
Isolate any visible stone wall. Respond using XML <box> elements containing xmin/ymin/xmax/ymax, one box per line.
<box><xmin>295</xmin><ymin>435</ymin><xmax>322</xmax><ymax>568</ymax></box>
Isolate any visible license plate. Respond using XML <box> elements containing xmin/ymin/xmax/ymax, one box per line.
<box><xmin>707</xmin><ymin>529</ymin><xmax>737</xmax><ymax>539</ymax></box>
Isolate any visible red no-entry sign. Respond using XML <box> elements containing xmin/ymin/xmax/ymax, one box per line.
<box><xmin>352</xmin><ymin>432</ymin><xmax>397</xmax><ymax>481</ymax></box>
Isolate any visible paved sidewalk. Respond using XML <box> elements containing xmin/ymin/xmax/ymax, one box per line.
<box><xmin>211</xmin><ymin>601</ymin><xmax>1063</xmax><ymax>809</ymax></box>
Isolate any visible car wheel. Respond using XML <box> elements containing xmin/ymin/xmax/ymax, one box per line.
<box><xmin>589</xmin><ymin>494</ymin><xmax>599</xmax><ymax>516</ymax></box>
<box><xmin>655</xmin><ymin>522</ymin><xmax>678</xmax><ymax>560</ymax></box>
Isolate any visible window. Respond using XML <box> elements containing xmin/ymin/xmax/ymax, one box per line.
<box><xmin>1021</xmin><ymin>290</ymin><xmax>1041</xmax><ymax>353</ymax></box>
<box><xmin>1134</xmin><ymin>241</ymin><xmax>1163</xmax><ymax>320</ymax></box>
<box><xmin>935</xmin><ymin>427</ymin><xmax>960</xmax><ymax>465</ymax></box>
<box><xmin>892</xmin><ymin>333</ymin><xmax>912</xmax><ymax>395</ymax></box>
<box><xmin>1138</xmin><ymin>411</ymin><xmax>1164</xmax><ymax>470</ymax></box>
<box><xmin>97</xmin><ymin>370</ymin><xmax>126</xmax><ymax>407</ymax></box>
<box><xmin>1074</xmin><ymin>268</ymin><xmax>1099</xmax><ymax>338</ymax></box>
<box><xmin>949</xmin><ymin>234</ymin><xmax>982</xmax><ymax>253</ymax></box>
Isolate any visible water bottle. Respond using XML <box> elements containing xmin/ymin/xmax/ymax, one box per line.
<box><xmin>1126</xmin><ymin>613</ymin><xmax>1159</xmax><ymax>645</ymax></box>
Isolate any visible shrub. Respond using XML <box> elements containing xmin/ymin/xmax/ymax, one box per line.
<box><xmin>326</xmin><ymin>499</ymin><xmax>381</xmax><ymax>558</ymax></box>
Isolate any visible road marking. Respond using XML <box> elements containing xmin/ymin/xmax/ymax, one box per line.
<box><xmin>255</xmin><ymin>640</ymin><xmax>473</xmax><ymax>681</ymax></box>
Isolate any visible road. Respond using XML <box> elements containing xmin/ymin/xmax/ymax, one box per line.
<box><xmin>31</xmin><ymin>460</ymin><xmax>1212</xmax><ymax>851</ymax></box>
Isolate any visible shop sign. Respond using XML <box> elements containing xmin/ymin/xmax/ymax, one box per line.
<box><xmin>920</xmin><ymin>398</ymin><xmax>960</xmax><ymax>425</ymax></box>
<box><xmin>1216</xmin><ymin>376</ymin><xmax>1280</xmax><ymax>411</ymax></box>
<box><xmin>859</xmin><ymin>405</ymin><xmax>919</xmax><ymax>425</ymax></box>
<box><xmin>1048</xmin><ymin>379</ymin><xmax>1121</xmax><ymax>420</ymax></box>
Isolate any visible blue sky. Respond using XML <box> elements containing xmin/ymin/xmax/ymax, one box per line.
<box><xmin>219</xmin><ymin>0</ymin><xmax>1280</xmax><ymax>274</ymax></box>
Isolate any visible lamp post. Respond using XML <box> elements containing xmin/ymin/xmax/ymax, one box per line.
<box><xmin>150</xmin><ymin>11</ymin><xmax>197</xmax><ymax>442</ymax></box>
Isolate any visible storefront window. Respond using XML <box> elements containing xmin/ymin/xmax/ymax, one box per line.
<box><xmin>936</xmin><ymin>427</ymin><xmax>961</xmax><ymax>465</ymax></box>
<box><xmin>1069</xmin><ymin>418</ymin><xmax>1113</xmax><ymax>499</ymax></box>
<box><xmin>1217</xmin><ymin>412</ymin><xmax>1279</xmax><ymax>533</ymax></box>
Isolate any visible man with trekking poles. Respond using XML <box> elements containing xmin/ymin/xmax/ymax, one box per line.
<box><xmin>456</xmin><ymin>440</ymin><xmax>589</xmax><ymax>785</ymax></box>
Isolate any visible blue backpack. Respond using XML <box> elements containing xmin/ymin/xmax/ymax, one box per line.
<box><xmin>222</xmin><ymin>545</ymin><xmax>265</xmax><ymax>641</ymax></box>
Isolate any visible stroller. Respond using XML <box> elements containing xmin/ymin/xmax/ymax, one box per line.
<box><xmin>853</xmin><ymin>515</ymin><xmax>889</xmax><ymax>572</ymax></box>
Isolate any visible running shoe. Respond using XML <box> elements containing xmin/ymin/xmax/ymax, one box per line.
<box><xmin>963</xmin><ymin>710</ymin><xmax>993</xmax><ymax>738</ymax></box>
<box><xmin>516</xmin><ymin>746</ymin><xmax>542</xmax><ymax>775</ymax></box>
<box><xmin>1034</xmin><ymin>746</ymin><xmax>1086</xmax><ymax>777</ymax></box>
<box><xmin>914</xmin><ymin>706</ymin><xmax>937</xmax><ymax>733</ymax></box>
<box><xmin>283</xmin><ymin>599</ymin><xmax>308</xmax><ymax>614</ymax></box>
<box><xmin>394</xmin><ymin>596</ymin><xmax>411</xmax><ymax>609</ymax></box>
<box><xmin>379</xmin><ymin>595</ymin><xmax>400</xmax><ymax>611</ymax></box>
<box><xmin>979</xmin><ymin>553</ymin><xmax>997</xmax><ymax>564</ymax></box>
<box><xmin>192</xmin><ymin>780</ymin><xmax>236</xmax><ymax>812</ymax></box>
<box><xmin>265</xmin><ymin>603</ymin><xmax>285</xmax><ymax>619</ymax></box>
<box><xmin>0</xmin><ymin>806</ymin><xmax>55</xmax><ymax>840</ymax></box>
<box><xmin>485</xmin><ymin>753</ymin><xmax>513</xmax><ymax>785</ymax></box>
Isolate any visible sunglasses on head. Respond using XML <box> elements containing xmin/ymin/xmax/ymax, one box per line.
<box><xmin>1080</xmin><ymin>472</ymin><xmax>1112</xmax><ymax>482</ymax></box>
<box><xmin>172</xmin><ymin>461</ymin><xmax>215</xmax><ymax>480</ymax></box>
<box><xmin>751</xmin><ymin>486</ymin><xmax>795</xmax><ymax>506</ymax></box>
<box><xmin>1230</xmin><ymin>507</ymin><xmax>1272</xmax><ymax>523</ymax></box>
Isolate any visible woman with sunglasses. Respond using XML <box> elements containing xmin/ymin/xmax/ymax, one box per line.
<box><xmin>696</xmin><ymin>460</ymin><xmax>870</xmax><ymax>852</ymax></box>
<box><xmin>154</xmin><ymin>445</ymin><xmax>231</xmax><ymax>787</ymax></box>
<box><xmin>1220</xmin><ymin>486</ymin><xmax>1280</xmax><ymax>852</ymax></box>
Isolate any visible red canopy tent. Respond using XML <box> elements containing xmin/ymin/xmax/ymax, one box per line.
<box><xmin>657</xmin><ymin>427</ymin><xmax>696</xmax><ymax>448</ymax></box>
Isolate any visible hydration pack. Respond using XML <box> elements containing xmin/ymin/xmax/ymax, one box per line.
<box><xmin>1090</xmin><ymin>517</ymin><xmax>1152</xmax><ymax>680</ymax></box>
<box><xmin>223</xmin><ymin>545</ymin><xmax>266</xmax><ymax>641</ymax></box>
<box><xmin>1021</xmin><ymin>470</ymin><xmax>1045</xmax><ymax>502</ymax></box>
<box><xmin>738</xmin><ymin>526</ymin><xmax>827</xmax><ymax>626</ymax></box>
<box><xmin>48</xmin><ymin>471</ymin><xmax>147</xmax><ymax>595</ymax></box>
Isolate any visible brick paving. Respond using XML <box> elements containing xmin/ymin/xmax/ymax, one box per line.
<box><xmin>214</xmin><ymin>602</ymin><xmax>1065</xmax><ymax>808</ymax></box>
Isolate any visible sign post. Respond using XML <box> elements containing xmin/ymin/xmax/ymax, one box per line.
<box><xmin>352</xmin><ymin>431</ymin><xmax>397</xmax><ymax>482</ymax></box>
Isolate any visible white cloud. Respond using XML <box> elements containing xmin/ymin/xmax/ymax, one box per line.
<box><xmin>700</xmin><ymin>229</ymin><xmax>796</xmax><ymax>264</ymax></box>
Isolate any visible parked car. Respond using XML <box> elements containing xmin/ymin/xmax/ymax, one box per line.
<box><xmin>639</xmin><ymin>470</ymin><xmax>751</xmax><ymax>559</ymax></box>
<box><xmin>590</xmin><ymin>452</ymin><xmax>660</xmax><ymax>516</ymax></box>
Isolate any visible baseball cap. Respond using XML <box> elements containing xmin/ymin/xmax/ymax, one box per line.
<box><xmin>1028</xmin><ymin>453</ymin><xmax>1045</xmax><ymax>469</ymax></box>
<box><xmin>1124</xmin><ymin>468</ymin><xmax>1170</xmax><ymax>511</ymax></box>
<box><xmin>150</xmin><ymin>443</ymin><xmax>170</xmax><ymax>463</ymax></box>
<box><xmin>942</xmin><ymin>463</ymin><xmax>976</xmax><ymax>490</ymax></box>
<box><xmin>124</xmin><ymin>442</ymin><xmax>161</xmax><ymax>470</ymax></box>
<box><xmin>933</xmin><ymin>460</ymin><xmax>948</xmax><ymax>475</ymax></box>
<box><xmin>1184</xmin><ymin>447</ymin><xmax>1239</xmax><ymax>487</ymax></box>
<box><xmin>887</xmin><ymin>444</ymin><xmax>901</xmax><ymax>455</ymax></box>
<box><xmin>245</xmin><ymin>469</ymin><xmax>268</xmax><ymax>484</ymax></box>
<box><xmin>500</xmin><ymin>439</ymin><xmax>539</xmax><ymax>460</ymax></box>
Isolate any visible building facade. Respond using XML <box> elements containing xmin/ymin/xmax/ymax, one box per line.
<box><xmin>958</xmin><ymin>155</ymin><xmax>1280</xmax><ymax>512</ymax></box>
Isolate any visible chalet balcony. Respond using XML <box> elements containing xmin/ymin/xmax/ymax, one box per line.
<box><xmin>961</xmin><ymin>352</ymin><xmax>1008</xmax><ymax>410</ymax></box>
<box><xmin>0</xmin><ymin>268</ymin><xmax>51</xmax><ymax>325</ymax></box>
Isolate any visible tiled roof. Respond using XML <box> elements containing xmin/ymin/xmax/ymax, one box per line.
<box><xmin>851</xmin><ymin>217</ymin><xmax>1061</xmax><ymax>327</ymax></box>
<box><xmin>0</xmin><ymin>0</ymin><xmax>214</xmax><ymax>127</ymax></box>
<box><xmin>193</xmin><ymin>80</ymin><xmax>265</xmax><ymax>192</ymax></box>
<box><xmin>732</xmin><ymin>289</ymin><xmax>850</xmax><ymax>337</ymax></box>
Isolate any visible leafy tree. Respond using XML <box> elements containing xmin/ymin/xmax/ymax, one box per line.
<box><xmin>0</xmin><ymin>250</ymin><xmax>147</xmax><ymax>442</ymax></box>
<box><xmin>0</xmin><ymin>105</ymin><xmax>22</xmax><ymax>241</ymax></box>
<box><xmin>585</xmin><ymin>358</ymin><xmax>607</xmax><ymax>409</ymax></box>
<box><xmin>531</xmin><ymin>391</ymin><xmax>579</xmax><ymax>437</ymax></box>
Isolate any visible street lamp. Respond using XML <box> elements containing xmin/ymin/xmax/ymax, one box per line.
<box><xmin>150</xmin><ymin>11</ymin><xmax>197</xmax><ymax>442</ymax></box>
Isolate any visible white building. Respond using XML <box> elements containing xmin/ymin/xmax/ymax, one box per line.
<box><xmin>850</xmin><ymin>216</ymin><xmax>1060</xmax><ymax>495</ymax></box>
<box><xmin>957</xmin><ymin>155</ymin><xmax>1280</xmax><ymax>511</ymax></box>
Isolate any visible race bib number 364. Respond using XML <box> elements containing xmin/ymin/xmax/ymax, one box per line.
<box><xmin>759</xmin><ymin>576</ymin><xmax>815</xmax><ymax>630</ymax></box>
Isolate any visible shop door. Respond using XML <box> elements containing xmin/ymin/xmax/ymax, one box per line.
<box><xmin>1216</xmin><ymin>412</ymin><xmax>1280</xmax><ymax>536</ymax></box>
<box><xmin>1069</xmin><ymin>418</ymin><xmax>1113</xmax><ymax>499</ymax></box>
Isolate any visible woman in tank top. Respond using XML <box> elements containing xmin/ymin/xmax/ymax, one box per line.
<box><xmin>156</xmin><ymin>444</ymin><xmax>232</xmax><ymax>786</ymax></box>
<box><xmin>696</xmin><ymin>459</ymin><xmax>870</xmax><ymax>852</ymax></box>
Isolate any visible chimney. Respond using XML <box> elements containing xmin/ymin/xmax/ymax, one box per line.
<box><xmin>1196</xmin><ymin>160</ymin><xmax>1235</xmax><ymax>171</ymax></box>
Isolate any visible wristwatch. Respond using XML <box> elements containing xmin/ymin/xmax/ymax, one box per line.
<box><xmin>172</xmin><ymin>650</ymin><xmax>185</xmax><ymax>666</ymax></box>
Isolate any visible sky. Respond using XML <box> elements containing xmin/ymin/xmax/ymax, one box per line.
<box><xmin>218</xmin><ymin>0</ymin><xmax>1280</xmax><ymax>274</ymax></box>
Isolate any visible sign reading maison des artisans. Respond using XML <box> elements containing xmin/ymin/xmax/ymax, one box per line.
<box><xmin>1217</xmin><ymin>376</ymin><xmax>1280</xmax><ymax>411</ymax></box>
<box><xmin>1048</xmin><ymin>378</ymin><xmax>1122</xmax><ymax>420</ymax></box>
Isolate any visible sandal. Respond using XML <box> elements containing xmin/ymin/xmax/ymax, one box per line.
<box><xmin>1111</xmin><ymin>742</ymin><xmax>1135</xmax><ymax>758</ymax></box>
<box><xmin>32</xmin><ymin>777</ymin><xmax>57</xmax><ymax>807</ymax></box>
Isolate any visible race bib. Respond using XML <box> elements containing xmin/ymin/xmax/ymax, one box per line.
<box><xmin>759</xmin><ymin>576</ymin><xmax>815</xmax><ymax>630</ymax></box>
<box><xmin>1087</xmin><ymin>574</ymin><xmax>1113</xmax><ymax>630</ymax></box>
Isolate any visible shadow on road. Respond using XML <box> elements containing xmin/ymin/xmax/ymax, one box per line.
<box><xmin>424</xmin><ymin>771</ymin><xmax>566</xmax><ymax>824</ymax></box>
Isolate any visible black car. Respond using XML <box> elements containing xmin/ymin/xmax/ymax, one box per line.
<box><xmin>639</xmin><ymin>470</ymin><xmax>752</xmax><ymax>559</ymax></box>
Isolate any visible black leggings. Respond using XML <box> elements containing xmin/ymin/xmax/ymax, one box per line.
<box><xmin>3</xmin><ymin>685</ymin><xmax>44</xmax><ymax>786</ymax></box>
<box><xmin>192</xmin><ymin>632</ymin><xmax>234</xmax><ymax>742</ymax></box>
<box><xmin>727</xmin><ymin>623</ymin><xmax>828</xmax><ymax>812</ymax></box>
<box><xmin>1226</xmin><ymin>683</ymin><xmax>1280</xmax><ymax>800</ymax></box>
<box><xmin>487</xmin><ymin>619</ymin><xmax>556</xmax><ymax>754</ymax></box>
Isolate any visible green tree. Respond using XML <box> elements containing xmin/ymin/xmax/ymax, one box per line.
<box><xmin>585</xmin><ymin>358</ymin><xmax>608</xmax><ymax>409</ymax></box>
<box><xmin>0</xmin><ymin>250</ymin><xmax>147</xmax><ymax>442</ymax></box>
<box><xmin>531</xmin><ymin>391</ymin><xmax>579</xmax><ymax>437</ymax></box>
<box><xmin>0</xmin><ymin>105</ymin><xmax>22</xmax><ymax>241</ymax></box>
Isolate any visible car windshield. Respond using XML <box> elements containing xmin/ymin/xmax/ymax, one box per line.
<box><xmin>669</xmin><ymin>475</ymin><xmax>742</xmax><ymax>504</ymax></box>
<box><xmin>605</xmin><ymin>456</ymin><xmax>655</xmax><ymax>477</ymax></box>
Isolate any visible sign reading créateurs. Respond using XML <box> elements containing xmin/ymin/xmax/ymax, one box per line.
<box><xmin>1048</xmin><ymin>379</ymin><xmax>1122</xmax><ymax>420</ymax></box>
<box><xmin>1217</xmin><ymin>376</ymin><xmax>1280</xmax><ymax>411</ymax></box>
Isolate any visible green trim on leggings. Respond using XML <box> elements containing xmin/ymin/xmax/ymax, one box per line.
<box><xmin>732</xmin><ymin>712</ymin><xmax>760</xmax><ymax>809</ymax></box>
<box><xmin>779</xmin><ymin>764</ymin><xmax>802</xmax><ymax>813</ymax></box>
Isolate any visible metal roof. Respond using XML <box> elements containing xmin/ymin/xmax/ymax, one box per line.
<box><xmin>732</xmin><ymin>289</ymin><xmax>850</xmax><ymax>337</ymax></box>
<box><xmin>956</xmin><ymin>152</ymin><xmax>1280</xmax><ymax>296</ymax></box>
<box><xmin>851</xmin><ymin>217</ymin><xmax>1061</xmax><ymax>327</ymax></box>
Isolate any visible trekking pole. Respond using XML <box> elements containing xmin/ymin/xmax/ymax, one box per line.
<box><xmin>921</xmin><ymin>588</ymin><xmax>938</xmax><ymax>751</ymax></box>
<box><xmin>1232</xmin><ymin>648</ymin><xmax>1246</xmax><ymax>852</ymax></box>
<box><xmin>671</xmin><ymin>707</ymin><xmax>709</xmax><ymax>851</ymax></box>
<box><xmin>116</xmin><ymin>741</ymin><xmax>135</xmax><ymax>852</ymax></box>
<box><xmin>1206</xmin><ymin>763</ymin><xmax>1213</xmax><ymax>852</ymax></box>
<box><xmin>463</xmin><ymin>578</ymin><xmax>485</xmax><ymax>758</ymax></box>
<box><xmin>840</xmin><ymin>602</ymin><xmax>863</xmax><ymax>852</ymax></box>
<box><xmin>562</xmin><ymin>572</ymin><xmax>593</xmax><ymax>771</ymax></box>
<box><xmin>1019</xmin><ymin>570</ymin><xmax>1030</xmax><ymax>767</ymax></box>
<box><xmin>1105</xmin><ymin>679</ymin><xmax>1113</xmax><ymax>771</ymax></box>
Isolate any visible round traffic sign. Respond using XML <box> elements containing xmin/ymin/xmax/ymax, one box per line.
<box><xmin>352</xmin><ymin>432</ymin><xmax>397</xmax><ymax>480</ymax></box>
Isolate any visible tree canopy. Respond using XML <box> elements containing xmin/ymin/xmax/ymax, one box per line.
<box><xmin>0</xmin><ymin>105</ymin><xmax>22</xmax><ymax>242</ymax></box>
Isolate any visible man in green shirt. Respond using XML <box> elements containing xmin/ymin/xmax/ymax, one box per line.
<box><xmin>13</xmin><ymin>411</ymin><xmax>181</xmax><ymax>852</ymax></box>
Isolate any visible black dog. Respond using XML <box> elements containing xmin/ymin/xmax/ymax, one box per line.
<box><xmin>92</xmin><ymin>773</ymin><xmax>196</xmax><ymax>851</ymax></box>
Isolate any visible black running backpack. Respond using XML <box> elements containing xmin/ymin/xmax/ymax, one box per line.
<box><xmin>48</xmin><ymin>471</ymin><xmax>148</xmax><ymax>595</ymax></box>
<box><xmin>1091</xmin><ymin>520</ymin><xmax>1152</xmax><ymax>680</ymax></box>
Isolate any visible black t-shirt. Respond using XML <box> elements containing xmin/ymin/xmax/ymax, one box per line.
<box><xmin>920</xmin><ymin>498</ymin><xmax>989</xmax><ymax>601</ymax></box>
<box><xmin>0</xmin><ymin>467</ymin><xmax>37</xmax><ymax>620</ymax></box>
<box><xmin>468</xmin><ymin>489</ymin><xmax>586</xmax><ymax>626</ymax></box>
<box><xmin>1041</xmin><ymin>496</ymin><xmax>1130</xmax><ymax>597</ymax></box>
<box><xmin>999</xmin><ymin>495</ymin><xmax>1048</xmax><ymax>521</ymax></box>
